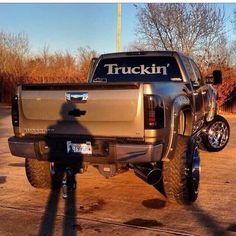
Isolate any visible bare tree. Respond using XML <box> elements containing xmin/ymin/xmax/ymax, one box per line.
<box><xmin>25</xmin><ymin>47</ymin><xmax>98</xmax><ymax>84</ymax></box>
<box><xmin>0</xmin><ymin>31</ymin><xmax>99</xmax><ymax>102</ymax></box>
<box><xmin>196</xmin><ymin>35</ymin><xmax>231</xmax><ymax>74</ymax></box>
<box><xmin>77</xmin><ymin>47</ymin><xmax>98</xmax><ymax>81</ymax></box>
<box><xmin>0</xmin><ymin>31</ymin><xmax>29</xmax><ymax>102</ymax></box>
<box><xmin>136</xmin><ymin>3</ymin><xmax>225</xmax><ymax>57</ymax></box>
<box><xmin>231</xmin><ymin>10</ymin><xmax>236</xmax><ymax>66</ymax></box>
<box><xmin>26</xmin><ymin>49</ymin><xmax>79</xmax><ymax>83</ymax></box>
<box><xmin>0</xmin><ymin>32</ymin><xmax>29</xmax><ymax>76</ymax></box>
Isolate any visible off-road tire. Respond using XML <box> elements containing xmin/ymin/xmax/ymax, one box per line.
<box><xmin>203</xmin><ymin>115</ymin><xmax>230</xmax><ymax>152</ymax></box>
<box><xmin>25</xmin><ymin>158</ymin><xmax>62</xmax><ymax>189</ymax></box>
<box><xmin>163</xmin><ymin>135</ymin><xmax>200</xmax><ymax>205</ymax></box>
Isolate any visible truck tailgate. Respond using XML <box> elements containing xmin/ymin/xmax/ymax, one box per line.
<box><xmin>18</xmin><ymin>83</ymin><xmax>144</xmax><ymax>138</ymax></box>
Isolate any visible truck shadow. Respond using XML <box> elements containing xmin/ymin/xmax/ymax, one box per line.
<box><xmin>38</xmin><ymin>102</ymin><xmax>90</xmax><ymax>236</ymax></box>
<box><xmin>188</xmin><ymin>203</ymin><xmax>230</xmax><ymax>236</ymax></box>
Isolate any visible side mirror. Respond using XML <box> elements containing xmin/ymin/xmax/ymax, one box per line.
<box><xmin>213</xmin><ymin>70</ymin><xmax>222</xmax><ymax>85</ymax></box>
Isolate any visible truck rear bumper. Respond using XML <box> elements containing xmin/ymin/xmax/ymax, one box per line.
<box><xmin>8</xmin><ymin>136</ymin><xmax>163</xmax><ymax>164</ymax></box>
<box><xmin>8</xmin><ymin>137</ymin><xmax>36</xmax><ymax>159</ymax></box>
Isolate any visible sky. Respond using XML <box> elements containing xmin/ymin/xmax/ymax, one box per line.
<box><xmin>0</xmin><ymin>3</ymin><xmax>235</xmax><ymax>55</ymax></box>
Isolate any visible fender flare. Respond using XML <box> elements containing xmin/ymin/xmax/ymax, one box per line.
<box><xmin>162</xmin><ymin>95</ymin><xmax>192</xmax><ymax>161</ymax></box>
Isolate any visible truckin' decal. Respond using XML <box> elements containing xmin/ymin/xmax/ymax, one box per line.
<box><xmin>104</xmin><ymin>64</ymin><xmax>170</xmax><ymax>75</ymax></box>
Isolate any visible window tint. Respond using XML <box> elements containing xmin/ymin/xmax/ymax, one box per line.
<box><xmin>190</xmin><ymin>60</ymin><xmax>204</xmax><ymax>86</ymax></box>
<box><xmin>182</xmin><ymin>57</ymin><xmax>196</xmax><ymax>83</ymax></box>
<box><xmin>183</xmin><ymin>57</ymin><xmax>204</xmax><ymax>87</ymax></box>
<box><xmin>92</xmin><ymin>56</ymin><xmax>182</xmax><ymax>83</ymax></box>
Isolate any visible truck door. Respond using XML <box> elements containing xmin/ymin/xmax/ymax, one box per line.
<box><xmin>190</xmin><ymin>60</ymin><xmax>209</xmax><ymax>116</ymax></box>
<box><xmin>183</xmin><ymin>58</ymin><xmax>204</xmax><ymax>122</ymax></box>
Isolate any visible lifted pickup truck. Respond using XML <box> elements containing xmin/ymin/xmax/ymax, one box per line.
<box><xmin>8</xmin><ymin>51</ymin><xmax>230</xmax><ymax>204</ymax></box>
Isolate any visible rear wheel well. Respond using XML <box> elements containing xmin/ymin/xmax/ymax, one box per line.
<box><xmin>178</xmin><ymin>108</ymin><xmax>192</xmax><ymax>136</ymax></box>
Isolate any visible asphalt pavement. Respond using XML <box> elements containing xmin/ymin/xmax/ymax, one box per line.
<box><xmin>0</xmin><ymin>105</ymin><xmax>236</xmax><ymax>236</ymax></box>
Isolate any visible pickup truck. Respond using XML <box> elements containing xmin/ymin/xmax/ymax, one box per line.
<box><xmin>8</xmin><ymin>51</ymin><xmax>230</xmax><ymax>204</ymax></box>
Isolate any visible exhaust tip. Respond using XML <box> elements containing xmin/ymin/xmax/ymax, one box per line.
<box><xmin>134</xmin><ymin>165</ymin><xmax>162</xmax><ymax>185</ymax></box>
<box><xmin>146</xmin><ymin>168</ymin><xmax>162</xmax><ymax>185</ymax></box>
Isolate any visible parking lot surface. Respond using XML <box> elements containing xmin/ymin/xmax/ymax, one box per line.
<box><xmin>0</xmin><ymin>105</ymin><xmax>236</xmax><ymax>236</ymax></box>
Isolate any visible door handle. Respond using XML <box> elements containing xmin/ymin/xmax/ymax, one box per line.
<box><xmin>65</xmin><ymin>92</ymin><xmax>88</xmax><ymax>103</ymax></box>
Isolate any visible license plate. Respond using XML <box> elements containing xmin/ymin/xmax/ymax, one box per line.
<box><xmin>67</xmin><ymin>141</ymin><xmax>92</xmax><ymax>154</ymax></box>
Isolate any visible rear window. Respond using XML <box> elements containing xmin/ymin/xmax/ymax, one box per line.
<box><xmin>92</xmin><ymin>56</ymin><xmax>182</xmax><ymax>83</ymax></box>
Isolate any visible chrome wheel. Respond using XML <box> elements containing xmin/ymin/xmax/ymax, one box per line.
<box><xmin>208</xmin><ymin>121</ymin><xmax>229</xmax><ymax>149</ymax></box>
<box><xmin>191</xmin><ymin>146</ymin><xmax>200</xmax><ymax>195</ymax></box>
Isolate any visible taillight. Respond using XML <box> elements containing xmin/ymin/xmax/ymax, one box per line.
<box><xmin>12</xmin><ymin>95</ymin><xmax>19</xmax><ymax>127</ymax></box>
<box><xmin>144</xmin><ymin>95</ymin><xmax>164</xmax><ymax>129</ymax></box>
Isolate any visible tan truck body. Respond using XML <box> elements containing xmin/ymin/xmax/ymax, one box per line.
<box><xmin>8</xmin><ymin>51</ymin><xmax>230</xmax><ymax>205</ymax></box>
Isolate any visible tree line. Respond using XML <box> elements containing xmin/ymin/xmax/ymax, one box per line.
<box><xmin>132</xmin><ymin>3</ymin><xmax>236</xmax><ymax>107</ymax></box>
<box><xmin>1</xmin><ymin>3</ymin><xmax>236</xmax><ymax>107</ymax></box>
<box><xmin>0</xmin><ymin>32</ymin><xmax>96</xmax><ymax>102</ymax></box>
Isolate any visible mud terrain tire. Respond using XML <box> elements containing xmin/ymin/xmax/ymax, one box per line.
<box><xmin>25</xmin><ymin>158</ymin><xmax>62</xmax><ymax>189</ymax></box>
<box><xmin>163</xmin><ymin>135</ymin><xmax>200</xmax><ymax>205</ymax></box>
